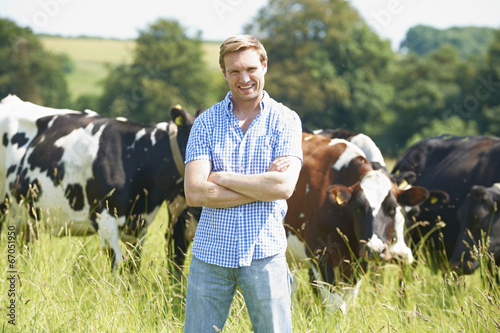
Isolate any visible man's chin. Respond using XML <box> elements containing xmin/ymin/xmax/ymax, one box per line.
<box><xmin>235</xmin><ymin>91</ymin><xmax>263</xmax><ymax>102</ymax></box>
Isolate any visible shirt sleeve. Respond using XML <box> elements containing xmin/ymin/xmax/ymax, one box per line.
<box><xmin>273</xmin><ymin>105</ymin><xmax>303</xmax><ymax>163</ymax></box>
<box><xmin>184</xmin><ymin>116</ymin><xmax>212</xmax><ymax>165</ymax></box>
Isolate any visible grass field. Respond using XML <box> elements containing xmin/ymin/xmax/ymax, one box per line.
<box><xmin>40</xmin><ymin>36</ymin><xmax>222</xmax><ymax>101</ymax></box>
<box><xmin>41</xmin><ymin>37</ymin><xmax>135</xmax><ymax>98</ymax></box>
<box><xmin>0</xmin><ymin>202</ymin><xmax>499</xmax><ymax>332</ymax></box>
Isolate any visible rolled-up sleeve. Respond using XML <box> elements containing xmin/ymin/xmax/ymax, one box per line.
<box><xmin>185</xmin><ymin>116</ymin><xmax>211</xmax><ymax>165</ymax></box>
<box><xmin>273</xmin><ymin>108</ymin><xmax>303</xmax><ymax>163</ymax></box>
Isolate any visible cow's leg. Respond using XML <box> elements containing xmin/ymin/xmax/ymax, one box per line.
<box><xmin>165</xmin><ymin>209</ymin><xmax>189</xmax><ymax>277</ymax></box>
<box><xmin>121</xmin><ymin>226</ymin><xmax>148</xmax><ymax>272</ymax></box>
<box><xmin>310</xmin><ymin>265</ymin><xmax>348</xmax><ymax>314</ymax></box>
<box><xmin>8</xmin><ymin>198</ymin><xmax>39</xmax><ymax>242</ymax></box>
<box><xmin>166</xmin><ymin>196</ymin><xmax>196</xmax><ymax>276</ymax></box>
<box><xmin>173</xmin><ymin>207</ymin><xmax>199</xmax><ymax>268</ymax></box>
<box><xmin>0</xmin><ymin>202</ymin><xmax>7</xmax><ymax>232</ymax></box>
<box><xmin>96</xmin><ymin>210</ymin><xmax>122</xmax><ymax>269</ymax></box>
<box><xmin>172</xmin><ymin>211</ymin><xmax>188</xmax><ymax>269</ymax></box>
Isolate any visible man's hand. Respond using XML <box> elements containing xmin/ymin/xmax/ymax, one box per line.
<box><xmin>267</xmin><ymin>156</ymin><xmax>291</xmax><ymax>172</ymax></box>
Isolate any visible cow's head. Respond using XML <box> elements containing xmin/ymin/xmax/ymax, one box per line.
<box><xmin>450</xmin><ymin>185</ymin><xmax>500</xmax><ymax>275</ymax></box>
<box><xmin>327</xmin><ymin>170</ymin><xmax>429</xmax><ymax>262</ymax></box>
<box><xmin>390</xmin><ymin>170</ymin><xmax>449</xmax><ymax>226</ymax></box>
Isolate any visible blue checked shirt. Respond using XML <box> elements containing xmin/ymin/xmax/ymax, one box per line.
<box><xmin>185</xmin><ymin>91</ymin><xmax>303</xmax><ymax>268</ymax></box>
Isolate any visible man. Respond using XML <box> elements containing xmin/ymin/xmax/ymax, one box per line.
<box><xmin>183</xmin><ymin>35</ymin><xmax>303</xmax><ymax>332</ymax></box>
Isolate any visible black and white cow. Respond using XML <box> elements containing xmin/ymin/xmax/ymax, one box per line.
<box><xmin>450</xmin><ymin>184</ymin><xmax>500</xmax><ymax>275</ymax></box>
<box><xmin>392</xmin><ymin>135</ymin><xmax>500</xmax><ymax>263</ymax></box>
<box><xmin>0</xmin><ymin>95</ymin><xmax>194</xmax><ymax>269</ymax></box>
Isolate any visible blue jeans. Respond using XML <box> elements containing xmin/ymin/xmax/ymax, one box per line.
<box><xmin>184</xmin><ymin>253</ymin><xmax>293</xmax><ymax>332</ymax></box>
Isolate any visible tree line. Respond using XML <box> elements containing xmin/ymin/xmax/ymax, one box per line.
<box><xmin>1</xmin><ymin>0</ymin><xmax>499</xmax><ymax>157</ymax></box>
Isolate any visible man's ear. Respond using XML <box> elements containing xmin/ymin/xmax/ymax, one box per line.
<box><xmin>262</xmin><ymin>57</ymin><xmax>268</xmax><ymax>74</ymax></box>
<box><xmin>221</xmin><ymin>66</ymin><xmax>228</xmax><ymax>81</ymax></box>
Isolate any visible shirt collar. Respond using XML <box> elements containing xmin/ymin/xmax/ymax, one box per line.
<box><xmin>224</xmin><ymin>91</ymin><xmax>270</xmax><ymax>116</ymax></box>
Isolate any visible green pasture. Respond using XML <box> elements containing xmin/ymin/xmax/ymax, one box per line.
<box><xmin>202</xmin><ymin>41</ymin><xmax>223</xmax><ymax>72</ymax></box>
<box><xmin>41</xmin><ymin>37</ymin><xmax>136</xmax><ymax>64</ymax></box>
<box><xmin>41</xmin><ymin>37</ymin><xmax>135</xmax><ymax>98</ymax></box>
<box><xmin>40</xmin><ymin>37</ymin><xmax>222</xmax><ymax>101</ymax></box>
<box><xmin>0</xmin><ymin>201</ymin><xmax>499</xmax><ymax>332</ymax></box>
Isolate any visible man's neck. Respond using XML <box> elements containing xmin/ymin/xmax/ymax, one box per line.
<box><xmin>231</xmin><ymin>93</ymin><xmax>263</xmax><ymax>119</ymax></box>
<box><xmin>232</xmin><ymin>98</ymin><xmax>262</xmax><ymax>134</ymax></box>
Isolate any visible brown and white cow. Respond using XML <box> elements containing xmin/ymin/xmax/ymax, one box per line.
<box><xmin>0</xmin><ymin>95</ymin><xmax>194</xmax><ymax>270</ymax></box>
<box><xmin>285</xmin><ymin>133</ymin><xmax>429</xmax><ymax>309</ymax></box>
<box><xmin>309</xmin><ymin>128</ymin><xmax>387</xmax><ymax>171</ymax></box>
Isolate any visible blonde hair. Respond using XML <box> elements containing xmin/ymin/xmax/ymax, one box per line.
<box><xmin>219</xmin><ymin>35</ymin><xmax>267</xmax><ymax>71</ymax></box>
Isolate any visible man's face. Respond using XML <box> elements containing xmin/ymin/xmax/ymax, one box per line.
<box><xmin>222</xmin><ymin>49</ymin><xmax>267</xmax><ymax>105</ymax></box>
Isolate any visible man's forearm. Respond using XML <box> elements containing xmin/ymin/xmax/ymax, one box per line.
<box><xmin>186</xmin><ymin>180</ymin><xmax>256</xmax><ymax>208</ymax></box>
<box><xmin>209</xmin><ymin>171</ymin><xmax>291</xmax><ymax>202</ymax></box>
<box><xmin>185</xmin><ymin>156</ymin><xmax>300</xmax><ymax>208</ymax></box>
<box><xmin>185</xmin><ymin>160</ymin><xmax>255</xmax><ymax>208</ymax></box>
<box><xmin>209</xmin><ymin>156</ymin><xmax>301</xmax><ymax>202</ymax></box>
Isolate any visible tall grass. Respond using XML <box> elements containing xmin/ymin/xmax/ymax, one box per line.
<box><xmin>0</xmin><ymin>202</ymin><xmax>499</xmax><ymax>332</ymax></box>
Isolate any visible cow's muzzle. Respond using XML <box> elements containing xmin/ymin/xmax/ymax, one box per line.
<box><xmin>359</xmin><ymin>240</ymin><xmax>392</xmax><ymax>262</ymax></box>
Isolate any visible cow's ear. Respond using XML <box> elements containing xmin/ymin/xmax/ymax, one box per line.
<box><xmin>171</xmin><ymin>104</ymin><xmax>195</xmax><ymax>127</ymax></box>
<box><xmin>397</xmin><ymin>186</ymin><xmax>429</xmax><ymax>206</ymax></box>
<box><xmin>426</xmin><ymin>189</ymin><xmax>450</xmax><ymax>206</ymax></box>
<box><xmin>390</xmin><ymin>171</ymin><xmax>417</xmax><ymax>188</ymax></box>
<box><xmin>327</xmin><ymin>184</ymin><xmax>352</xmax><ymax>206</ymax></box>
<box><xmin>171</xmin><ymin>104</ymin><xmax>186</xmax><ymax>126</ymax></box>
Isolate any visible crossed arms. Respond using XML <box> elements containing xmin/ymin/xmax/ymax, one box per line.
<box><xmin>184</xmin><ymin>156</ymin><xmax>302</xmax><ymax>209</ymax></box>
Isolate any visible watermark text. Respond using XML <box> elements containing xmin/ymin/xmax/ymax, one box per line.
<box><xmin>6</xmin><ymin>225</ymin><xmax>17</xmax><ymax>325</ymax></box>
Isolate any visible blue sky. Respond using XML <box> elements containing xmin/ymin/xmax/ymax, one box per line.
<box><xmin>1</xmin><ymin>0</ymin><xmax>499</xmax><ymax>50</ymax></box>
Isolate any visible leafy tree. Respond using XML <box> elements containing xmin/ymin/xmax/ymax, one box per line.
<box><xmin>99</xmin><ymin>19</ymin><xmax>211</xmax><ymax>124</ymax></box>
<box><xmin>244</xmin><ymin>0</ymin><xmax>395</xmax><ymax>142</ymax></box>
<box><xmin>478</xmin><ymin>29</ymin><xmax>500</xmax><ymax>135</ymax></box>
<box><xmin>386</xmin><ymin>45</ymin><xmax>477</xmax><ymax>155</ymax></box>
<box><xmin>405</xmin><ymin>115</ymin><xmax>478</xmax><ymax>147</ymax></box>
<box><xmin>400</xmin><ymin>25</ymin><xmax>496</xmax><ymax>59</ymax></box>
<box><xmin>73</xmin><ymin>93</ymin><xmax>100</xmax><ymax>112</ymax></box>
<box><xmin>0</xmin><ymin>18</ymin><xmax>70</xmax><ymax>107</ymax></box>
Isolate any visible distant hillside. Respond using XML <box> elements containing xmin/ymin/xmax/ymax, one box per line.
<box><xmin>40</xmin><ymin>36</ymin><xmax>221</xmax><ymax>101</ymax></box>
<box><xmin>40</xmin><ymin>36</ymin><xmax>134</xmax><ymax>99</ymax></box>
<box><xmin>400</xmin><ymin>25</ymin><xmax>497</xmax><ymax>59</ymax></box>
